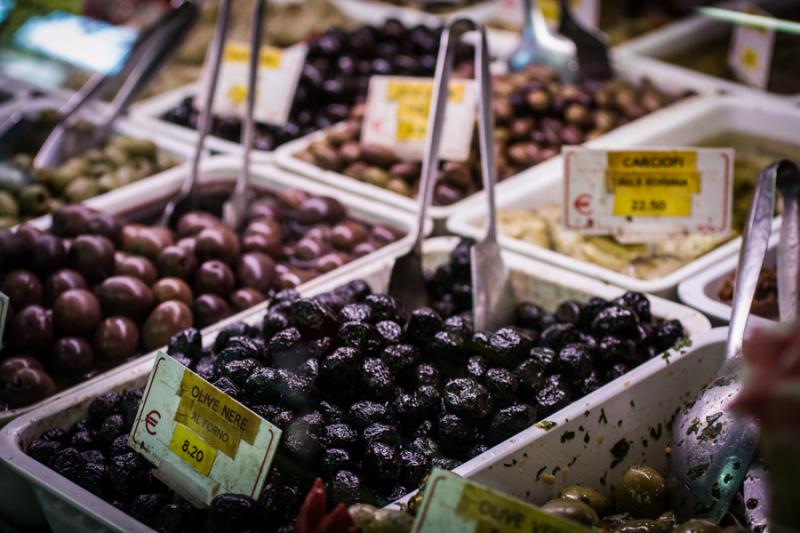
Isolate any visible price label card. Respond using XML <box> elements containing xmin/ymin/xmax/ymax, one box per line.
<box><xmin>0</xmin><ymin>292</ymin><xmax>8</xmax><ymax>347</ymax></box>
<box><xmin>200</xmin><ymin>41</ymin><xmax>307</xmax><ymax>127</ymax></box>
<box><xmin>361</xmin><ymin>76</ymin><xmax>477</xmax><ymax>162</ymax></box>
<box><xmin>129</xmin><ymin>352</ymin><xmax>281</xmax><ymax>506</ymax></box>
<box><xmin>562</xmin><ymin>147</ymin><xmax>734</xmax><ymax>243</ymax></box>
<box><xmin>727</xmin><ymin>4</ymin><xmax>776</xmax><ymax>89</ymax></box>
<box><xmin>494</xmin><ymin>0</ymin><xmax>599</xmax><ymax>29</ymax></box>
<box><xmin>412</xmin><ymin>469</ymin><xmax>591</xmax><ymax>533</ymax></box>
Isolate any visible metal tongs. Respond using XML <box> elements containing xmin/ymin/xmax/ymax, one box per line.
<box><xmin>30</xmin><ymin>1</ymin><xmax>200</xmax><ymax>170</ymax></box>
<box><xmin>161</xmin><ymin>0</ymin><xmax>265</xmax><ymax>228</ymax></box>
<box><xmin>667</xmin><ymin>160</ymin><xmax>800</xmax><ymax>523</ymax></box>
<box><xmin>557</xmin><ymin>0</ymin><xmax>612</xmax><ymax>81</ymax></box>
<box><xmin>388</xmin><ymin>18</ymin><xmax>515</xmax><ymax>330</ymax></box>
<box><xmin>508</xmin><ymin>0</ymin><xmax>578</xmax><ymax>81</ymax></box>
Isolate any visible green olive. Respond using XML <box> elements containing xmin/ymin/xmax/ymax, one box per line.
<box><xmin>115</xmin><ymin>137</ymin><xmax>157</xmax><ymax>158</ymax></box>
<box><xmin>0</xmin><ymin>216</ymin><xmax>18</xmax><ymax>229</ymax></box>
<box><xmin>129</xmin><ymin>159</ymin><xmax>155</xmax><ymax>180</ymax></box>
<box><xmin>615</xmin><ymin>465</ymin><xmax>667</xmax><ymax>519</ymax></box>
<box><xmin>46</xmin><ymin>198</ymin><xmax>63</xmax><ymax>213</ymax></box>
<box><xmin>541</xmin><ymin>498</ymin><xmax>599</xmax><ymax>527</ymax></box>
<box><xmin>83</xmin><ymin>148</ymin><xmax>104</xmax><ymax>162</ymax></box>
<box><xmin>656</xmin><ymin>511</ymin><xmax>676</xmax><ymax>529</ymax></box>
<box><xmin>386</xmin><ymin>178</ymin><xmax>411</xmax><ymax>197</ymax></box>
<box><xmin>11</xmin><ymin>153</ymin><xmax>33</xmax><ymax>169</ymax></box>
<box><xmin>0</xmin><ymin>190</ymin><xmax>19</xmax><ymax>217</ymax></box>
<box><xmin>57</xmin><ymin>157</ymin><xmax>90</xmax><ymax>179</ymax></box>
<box><xmin>48</xmin><ymin>170</ymin><xmax>79</xmax><ymax>193</ymax></box>
<box><xmin>363</xmin><ymin>167</ymin><xmax>390</xmax><ymax>187</ymax></box>
<box><xmin>156</xmin><ymin>152</ymin><xmax>176</xmax><ymax>170</ymax></box>
<box><xmin>558</xmin><ymin>485</ymin><xmax>609</xmax><ymax>516</ymax></box>
<box><xmin>97</xmin><ymin>173</ymin><xmax>122</xmax><ymax>193</ymax></box>
<box><xmin>610</xmin><ymin>518</ymin><xmax>668</xmax><ymax>532</ymax></box>
<box><xmin>18</xmin><ymin>184</ymin><xmax>51</xmax><ymax>215</ymax></box>
<box><xmin>349</xmin><ymin>503</ymin><xmax>378</xmax><ymax>529</ymax></box>
<box><xmin>63</xmin><ymin>177</ymin><xmax>99</xmax><ymax>203</ymax></box>
<box><xmin>103</xmin><ymin>145</ymin><xmax>128</xmax><ymax>166</ymax></box>
<box><xmin>602</xmin><ymin>513</ymin><xmax>632</xmax><ymax>529</ymax></box>
<box><xmin>363</xmin><ymin>508</ymin><xmax>414</xmax><ymax>533</ymax></box>
<box><xmin>671</xmin><ymin>519</ymin><xmax>721</xmax><ymax>533</ymax></box>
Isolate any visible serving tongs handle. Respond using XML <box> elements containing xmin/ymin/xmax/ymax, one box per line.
<box><xmin>33</xmin><ymin>1</ymin><xmax>201</xmax><ymax>170</ymax></box>
<box><xmin>776</xmin><ymin>160</ymin><xmax>800</xmax><ymax>323</ymax></box>
<box><xmin>160</xmin><ymin>0</ymin><xmax>232</xmax><ymax>227</ymax></box>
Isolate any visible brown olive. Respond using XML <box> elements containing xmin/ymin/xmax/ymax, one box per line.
<box><xmin>541</xmin><ymin>498</ymin><xmax>599</xmax><ymax>527</ymax></box>
<box><xmin>433</xmin><ymin>183</ymin><xmax>463</xmax><ymax>205</ymax></box>
<box><xmin>30</xmin><ymin>234</ymin><xmax>67</xmax><ymax>274</ymax></box>
<box><xmin>175</xmin><ymin>211</ymin><xmax>224</xmax><ymax>237</ymax></box>
<box><xmin>672</xmin><ymin>519</ymin><xmax>721</xmax><ymax>533</ymax></box>
<box><xmin>44</xmin><ymin>269</ymin><xmax>88</xmax><ymax>304</ymax></box>
<box><xmin>0</xmin><ymin>356</ymin><xmax>42</xmax><ymax>376</ymax></box>
<box><xmin>68</xmin><ymin>234</ymin><xmax>115</xmax><ymax>282</ymax></box>
<box><xmin>361</xmin><ymin>144</ymin><xmax>397</xmax><ymax>167</ymax></box>
<box><xmin>0</xmin><ymin>367</ymin><xmax>56</xmax><ymax>408</ymax></box>
<box><xmin>389</xmin><ymin>161</ymin><xmax>420</xmax><ymax>183</ymax></box>
<box><xmin>192</xmin><ymin>294</ymin><xmax>231</xmax><ymax>329</ymax></box>
<box><xmin>230</xmin><ymin>288</ymin><xmax>265</xmax><ymax>312</ymax></box>
<box><xmin>248</xmin><ymin>200</ymin><xmax>279</xmax><ymax>221</ymax></box>
<box><xmin>53</xmin><ymin>289</ymin><xmax>101</xmax><ymax>336</ymax></box>
<box><xmin>278</xmin><ymin>189</ymin><xmax>309</xmax><ymax>210</ymax></box>
<box><xmin>276</xmin><ymin>268</ymin><xmax>314</xmax><ymax>289</ymax></box>
<box><xmin>331</xmin><ymin>222</ymin><xmax>368</xmax><ymax>252</ymax></box>
<box><xmin>10</xmin><ymin>305</ymin><xmax>54</xmax><ymax>354</ymax></box>
<box><xmin>114</xmin><ymin>254</ymin><xmax>158</xmax><ymax>286</ymax></box>
<box><xmin>316</xmin><ymin>252</ymin><xmax>350</xmax><ymax>273</ymax></box>
<box><xmin>297</xmin><ymin>197</ymin><xmax>345</xmax><ymax>224</ymax></box>
<box><xmin>49</xmin><ymin>337</ymin><xmax>94</xmax><ymax>376</ymax></box>
<box><xmin>152</xmin><ymin>278</ymin><xmax>193</xmax><ymax>305</ymax></box>
<box><xmin>194</xmin><ymin>227</ymin><xmax>241</xmax><ymax>265</ymax></box>
<box><xmin>142</xmin><ymin>300</ymin><xmax>193</xmax><ymax>351</ymax></box>
<box><xmin>176</xmin><ymin>236</ymin><xmax>196</xmax><ymax>253</ymax></box>
<box><xmin>353</xmin><ymin>241</ymin><xmax>378</xmax><ymax>257</ymax></box>
<box><xmin>97</xmin><ymin>276</ymin><xmax>154</xmax><ymax>320</ymax></box>
<box><xmin>1</xmin><ymin>270</ymin><xmax>43</xmax><ymax>309</ymax></box>
<box><xmin>121</xmin><ymin>224</ymin><xmax>174</xmax><ymax>260</ymax></box>
<box><xmin>93</xmin><ymin>316</ymin><xmax>140</xmax><ymax>362</ymax></box>
<box><xmin>558</xmin><ymin>485</ymin><xmax>609</xmax><ymax>516</ymax></box>
<box><xmin>194</xmin><ymin>260</ymin><xmax>235</xmax><ymax>296</ymax></box>
<box><xmin>611</xmin><ymin>519</ymin><xmax>668</xmax><ymax>532</ymax></box>
<box><xmin>295</xmin><ymin>237</ymin><xmax>330</xmax><ymax>261</ymax></box>
<box><xmin>242</xmin><ymin>232</ymin><xmax>282</xmax><ymax>257</ymax></box>
<box><xmin>236</xmin><ymin>252</ymin><xmax>276</xmax><ymax>292</ymax></box>
<box><xmin>156</xmin><ymin>245</ymin><xmax>198</xmax><ymax>279</ymax></box>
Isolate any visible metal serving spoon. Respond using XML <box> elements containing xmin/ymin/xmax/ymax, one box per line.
<box><xmin>507</xmin><ymin>0</ymin><xmax>578</xmax><ymax>82</ymax></box>
<box><xmin>387</xmin><ymin>18</ymin><xmax>474</xmax><ymax>312</ymax></box>
<box><xmin>667</xmin><ymin>160</ymin><xmax>800</xmax><ymax>522</ymax></box>
<box><xmin>222</xmin><ymin>0</ymin><xmax>266</xmax><ymax>231</ymax></box>
<box><xmin>160</xmin><ymin>0</ymin><xmax>232</xmax><ymax>227</ymax></box>
<box><xmin>557</xmin><ymin>0</ymin><xmax>612</xmax><ymax>81</ymax></box>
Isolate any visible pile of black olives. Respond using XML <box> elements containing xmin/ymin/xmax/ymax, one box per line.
<box><xmin>26</xmin><ymin>239</ymin><xmax>686</xmax><ymax>532</ymax></box>
<box><xmin>161</xmin><ymin>19</ymin><xmax>473</xmax><ymax>151</ymax></box>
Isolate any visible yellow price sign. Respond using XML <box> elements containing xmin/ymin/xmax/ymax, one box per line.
<box><xmin>613</xmin><ymin>186</ymin><xmax>693</xmax><ymax>218</ymax></box>
<box><xmin>740</xmin><ymin>46</ymin><xmax>760</xmax><ymax>70</ymax></box>
<box><xmin>169</xmin><ymin>423</ymin><xmax>217</xmax><ymax>476</ymax></box>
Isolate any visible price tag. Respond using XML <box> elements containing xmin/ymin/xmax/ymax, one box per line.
<box><xmin>129</xmin><ymin>352</ymin><xmax>281</xmax><ymax>506</ymax></box>
<box><xmin>361</xmin><ymin>76</ymin><xmax>477</xmax><ymax>163</ymax></box>
<box><xmin>494</xmin><ymin>0</ymin><xmax>599</xmax><ymax>29</ymax></box>
<box><xmin>0</xmin><ymin>292</ymin><xmax>8</xmax><ymax>347</ymax></box>
<box><xmin>200</xmin><ymin>41</ymin><xmax>307</xmax><ymax>127</ymax></box>
<box><xmin>562</xmin><ymin>147</ymin><xmax>734</xmax><ymax>243</ymax></box>
<box><xmin>412</xmin><ymin>469</ymin><xmax>591</xmax><ymax>533</ymax></box>
<box><xmin>727</xmin><ymin>4</ymin><xmax>776</xmax><ymax>89</ymax></box>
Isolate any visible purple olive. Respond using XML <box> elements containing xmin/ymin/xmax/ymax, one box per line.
<box><xmin>194</xmin><ymin>227</ymin><xmax>241</xmax><ymax>265</ymax></box>
<box><xmin>9</xmin><ymin>305</ymin><xmax>54</xmax><ymax>354</ymax></box>
<box><xmin>84</xmin><ymin>213</ymin><xmax>122</xmax><ymax>244</ymax></box>
<box><xmin>114</xmin><ymin>254</ymin><xmax>158</xmax><ymax>286</ymax></box>
<box><xmin>0</xmin><ymin>367</ymin><xmax>56</xmax><ymax>407</ymax></box>
<box><xmin>142</xmin><ymin>301</ymin><xmax>193</xmax><ymax>351</ymax></box>
<box><xmin>194</xmin><ymin>260</ymin><xmax>235</xmax><ymax>297</ymax></box>
<box><xmin>175</xmin><ymin>211</ymin><xmax>224</xmax><ymax>238</ymax></box>
<box><xmin>152</xmin><ymin>278</ymin><xmax>193</xmax><ymax>305</ymax></box>
<box><xmin>96</xmin><ymin>276</ymin><xmax>154</xmax><ymax>320</ymax></box>
<box><xmin>52</xmin><ymin>289</ymin><xmax>101</xmax><ymax>336</ymax></box>
<box><xmin>1</xmin><ymin>270</ymin><xmax>43</xmax><ymax>309</ymax></box>
<box><xmin>93</xmin><ymin>316</ymin><xmax>140</xmax><ymax>362</ymax></box>
<box><xmin>44</xmin><ymin>269</ymin><xmax>88</xmax><ymax>304</ymax></box>
<box><xmin>230</xmin><ymin>288</ymin><xmax>265</xmax><ymax>312</ymax></box>
<box><xmin>51</xmin><ymin>205</ymin><xmax>93</xmax><ymax>237</ymax></box>
<box><xmin>68</xmin><ymin>234</ymin><xmax>115</xmax><ymax>282</ymax></box>
<box><xmin>30</xmin><ymin>234</ymin><xmax>67</xmax><ymax>274</ymax></box>
<box><xmin>236</xmin><ymin>252</ymin><xmax>276</xmax><ymax>293</ymax></box>
<box><xmin>49</xmin><ymin>337</ymin><xmax>94</xmax><ymax>377</ymax></box>
<box><xmin>192</xmin><ymin>294</ymin><xmax>232</xmax><ymax>329</ymax></box>
<box><xmin>156</xmin><ymin>245</ymin><xmax>198</xmax><ymax>279</ymax></box>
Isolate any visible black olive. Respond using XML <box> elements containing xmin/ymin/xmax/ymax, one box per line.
<box><xmin>581</xmin><ymin>369</ymin><xmax>605</xmax><ymax>396</ymax></box>
<box><xmin>119</xmin><ymin>390</ymin><xmax>143</xmax><ymax>427</ymax></box>
<box><xmin>287</xmin><ymin>298</ymin><xmax>338</xmax><ymax>336</ymax></box>
<box><xmin>413</xmin><ymin>362</ymin><xmax>440</xmax><ymax>387</ymax></box>
<box><xmin>443</xmin><ymin>314</ymin><xmax>473</xmax><ymax>338</ymax></box>
<box><xmin>621</xmin><ymin>291</ymin><xmax>652</xmax><ymax>322</ymax></box>
<box><xmin>362</xmin><ymin>422</ymin><xmax>401</xmax><ymax>445</ymax></box>
<box><xmin>168</xmin><ymin>327</ymin><xmax>204</xmax><ymax>361</ymax></box>
<box><xmin>323</xmin><ymin>423</ymin><xmax>359</xmax><ymax>450</ymax></box>
<box><xmin>558</xmin><ymin>343</ymin><xmax>594</xmax><ymax>381</ymax></box>
<box><xmin>130</xmin><ymin>493</ymin><xmax>169</xmax><ymax>529</ymax></box>
<box><xmin>484</xmin><ymin>367</ymin><xmax>518</xmax><ymax>406</ymax></box>
<box><xmin>411</xmin><ymin>436</ymin><xmax>440</xmax><ymax>458</ymax></box>
<box><xmin>555</xmin><ymin>300</ymin><xmax>582</xmax><ymax>325</ymax></box>
<box><xmin>429</xmin><ymin>330</ymin><xmax>466</xmax><ymax>359</ymax></box>
<box><xmin>376</xmin><ymin>320</ymin><xmax>403</xmax><ymax>344</ymax></box>
<box><xmin>364</xmin><ymin>293</ymin><xmax>402</xmax><ymax>323</ymax></box>
<box><xmin>155</xmin><ymin>502</ymin><xmax>195</xmax><ymax>533</ymax></box>
<box><xmin>380</xmin><ymin>343</ymin><xmax>419</xmax><ymax>374</ymax></box>
<box><xmin>598</xmin><ymin>335</ymin><xmax>639</xmax><ymax>366</ymax></box>
<box><xmin>516</xmin><ymin>302</ymin><xmax>547</xmax><ymax>330</ymax></box>
<box><xmin>489</xmin><ymin>403</ymin><xmax>537</xmax><ymax>445</ymax></box>
<box><xmin>592</xmin><ymin>305</ymin><xmax>639</xmax><ymax>336</ymax></box>
<box><xmin>607</xmin><ymin>362</ymin><xmax>630</xmax><ymax>381</ymax></box>
<box><xmin>88</xmin><ymin>392</ymin><xmax>120</xmax><ymax>425</ymax></box>
<box><xmin>262</xmin><ymin>311</ymin><xmax>290</xmax><ymax>338</ymax></box>
<box><xmin>348</xmin><ymin>401</ymin><xmax>389</xmax><ymax>430</ymax></box>
<box><xmin>321</xmin><ymin>447</ymin><xmax>352</xmax><ymax>476</ymax></box>
<box><xmin>339</xmin><ymin>321</ymin><xmax>385</xmax><ymax>356</ymax></box>
<box><xmin>487</xmin><ymin>327</ymin><xmax>533</xmax><ymax>366</ymax></box>
<box><xmin>437</xmin><ymin>412</ymin><xmax>476</xmax><ymax>455</ymax></box>
<box><xmin>212</xmin><ymin>322</ymin><xmax>250</xmax><ymax>353</ymax></box>
<box><xmin>219</xmin><ymin>358</ymin><xmax>261</xmax><ymax>388</ymax></box>
<box><xmin>399</xmin><ymin>449</ymin><xmax>430</xmax><ymax>487</ymax></box>
<box><xmin>330</xmin><ymin>470</ymin><xmax>363</xmax><ymax>506</ymax></box>
<box><xmin>515</xmin><ymin>358</ymin><xmax>546</xmax><ymax>395</ymax></box>
<box><xmin>360</xmin><ymin>358</ymin><xmax>395</xmax><ymax>400</ymax></box>
<box><xmin>281</xmin><ymin>417</ymin><xmax>322</xmax><ymax>463</ymax></box>
<box><xmin>340</xmin><ymin>303</ymin><xmax>373</xmax><ymax>323</ymax></box>
<box><xmin>653</xmin><ymin>319</ymin><xmax>685</xmax><ymax>352</ymax></box>
<box><xmin>579</xmin><ymin>297</ymin><xmax>608</xmax><ymax>327</ymax></box>
<box><xmin>98</xmin><ymin>414</ymin><xmax>125</xmax><ymax>444</ymax></box>
<box><xmin>466</xmin><ymin>355</ymin><xmax>488</xmax><ymax>380</ymax></box>
<box><xmin>540</xmin><ymin>323</ymin><xmax>581</xmax><ymax>350</ymax></box>
<box><xmin>406</xmin><ymin>307</ymin><xmax>443</xmax><ymax>345</ymax></box>
<box><xmin>108</xmin><ymin>452</ymin><xmax>154</xmax><ymax>497</ymax></box>
<box><xmin>363</xmin><ymin>441</ymin><xmax>401</xmax><ymax>484</ymax></box>
<box><xmin>109</xmin><ymin>434</ymin><xmax>131</xmax><ymax>458</ymax></box>
<box><xmin>444</xmin><ymin>378</ymin><xmax>493</xmax><ymax>421</ymax></box>
<box><xmin>535</xmin><ymin>374</ymin><xmax>573</xmax><ymax>417</ymax></box>
<box><xmin>206</xmin><ymin>493</ymin><xmax>260</xmax><ymax>533</ymax></box>
<box><xmin>27</xmin><ymin>439</ymin><xmax>61</xmax><ymax>465</ymax></box>
<box><xmin>318</xmin><ymin>347</ymin><xmax>363</xmax><ymax>398</ymax></box>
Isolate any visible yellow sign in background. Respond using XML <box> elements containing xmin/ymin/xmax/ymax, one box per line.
<box><xmin>386</xmin><ymin>80</ymin><xmax>465</xmax><ymax>142</ymax></box>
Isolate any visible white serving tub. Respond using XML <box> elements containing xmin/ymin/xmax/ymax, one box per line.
<box><xmin>329</xmin><ymin>0</ymin><xmax>496</xmax><ymax>26</ymax></box>
<box><xmin>679</xmin><ymin>232</ymin><xmax>779</xmax><ymax>327</ymax></box>
<box><xmin>453</xmin><ymin>327</ymin><xmax>730</xmax><ymax>508</ymax></box>
<box><xmin>0</xmin><ymin>237</ymin><xmax>710</xmax><ymax>532</ymax></box>
<box><xmin>616</xmin><ymin>0</ymin><xmax>800</xmax><ymax>103</ymax></box>
<box><xmin>273</xmin><ymin>52</ymin><xmax>721</xmax><ymax>227</ymax></box>
<box><xmin>447</xmin><ymin>94</ymin><xmax>795</xmax><ymax>297</ymax></box>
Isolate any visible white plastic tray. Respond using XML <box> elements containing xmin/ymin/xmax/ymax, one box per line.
<box><xmin>0</xmin><ymin>237</ymin><xmax>710</xmax><ymax>533</ymax></box>
<box><xmin>679</xmin><ymin>232</ymin><xmax>779</xmax><ymax>327</ymax></box>
<box><xmin>273</xmin><ymin>53</ymin><xmax>721</xmax><ymax>225</ymax></box>
<box><xmin>615</xmin><ymin>0</ymin><xmax>800</xmax><ymax>103</ymax></box>
<box><xmin>329</xmin><ymin>0</ymin><xmax>496</xmax><ymax>26</ymax></box>
<box><xmin>447</xmin><ymin>94</ymin><xmax>795</xmax><ymax>297</ymax></box>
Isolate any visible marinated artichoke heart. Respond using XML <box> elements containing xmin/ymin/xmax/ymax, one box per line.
<box><xmin>498</xmin><ymin>204</ymin><xmax>730</xmax><ymax>280</ymax></box>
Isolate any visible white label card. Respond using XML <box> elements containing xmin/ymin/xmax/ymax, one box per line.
<box><xmin>201</xmin><ymin>41</ymin><xmax>307</xmax><ymax>127</ymax></box>
<box><xmin>727</xmin><ymin>4</ymin><xmax>776</xmax><ymax>89</ymax></box>
<box><xmin>494</xmin><ymin>0</ymin><xmax>600</xmax><ymax>29</ymax></box>
<box><xmin>361</xmin><ymin>75</ymin><xmax>477</xmax><ymax>163</ymax></box>
<box><xmin>129</xmin><ymin>353</ymin><xmax>282</xmax><ymax>507</ymax></box>
<box><xmin>562</xmin><ymin>147</ymin><xmax>734</xmax><ymax>243</ymax></box>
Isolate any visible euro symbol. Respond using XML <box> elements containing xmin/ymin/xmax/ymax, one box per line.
<box><xmin>574</xmin><ymin>193</ymin><xmax>592</xmax><ymax>216</ymax></box>
<box><xmin>145</xmin><ymin>410</ymin><xmax>161</xmax><ymax>436</ymax></box>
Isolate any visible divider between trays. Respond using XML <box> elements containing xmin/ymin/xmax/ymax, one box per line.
<box><xmin>328</xmin><ymin>0</ymin><xmax>496</xmax><ymax>27</ymax></box>
<box><xmin>0</xmin><ymin>236</ymin><xmax>710</xmax><ymax>533</ymax></box>
<box><xmin>447</xmin><ymin>94</ymin><xmax>796</xmax><ymax>297</ymax></box>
